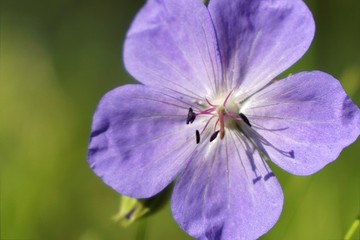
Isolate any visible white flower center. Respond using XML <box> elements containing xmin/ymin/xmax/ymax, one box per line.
<box><xmin>186</xmin><ymin>91</ymin><xmax>251</xmax><ymax>144</ymax></box>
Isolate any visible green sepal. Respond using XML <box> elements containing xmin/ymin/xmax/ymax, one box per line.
<box><xmin>113</xmin><ymin>184</ymin><xmax>172</xmax><ymax>227</ymax></box>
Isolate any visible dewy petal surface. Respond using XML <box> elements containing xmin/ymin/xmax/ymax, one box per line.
<box><xmin>208</xmin><ymin>0</ymin><xmax>315</xmax><ymax>98</ymax></box>
<box><xmin>242</xmin><ymin>71</ymin><xmax>360</xmax><ymax>175</ymax></box>
<box><xmin>124</xmin><ymin>0</ymin><xmax>222</xmax><ymax>99</ymax></box>
<box><xmin>172</xmin><ymin>131</ymin><xmax>283</xmax><ymax>240</ymax></box>
<box><xmin>88</xmin><ymin>85</ymin><xmax>202</xmax><ymax>198</ymax></box>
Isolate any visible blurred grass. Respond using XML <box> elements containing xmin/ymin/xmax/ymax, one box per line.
<box><xmin>1</xmin><ymin>0</ymin><xmax>359</xmax><ymax>239</ymax></box>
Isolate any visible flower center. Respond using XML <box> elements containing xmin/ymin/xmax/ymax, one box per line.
<box><xmin>186</xmin><ymin>91</ymin><xmax>251</xmax><ymax>144</ymax></box>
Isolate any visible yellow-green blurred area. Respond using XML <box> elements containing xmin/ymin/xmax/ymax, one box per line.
<box><xmin>1</xmin><ymin>0</ymin><xmax>359</xmax><ymax>239</ymax></box>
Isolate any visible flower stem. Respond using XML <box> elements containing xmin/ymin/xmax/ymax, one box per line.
<box><xmin>344</xmin><ymin>215</ymin><xmax>360</xmax><ymax>240</ymax></box>
<box><xmin>135</xmin><ymin>218</ymin><xmax>148</xmax><ymax>240</ymax></box>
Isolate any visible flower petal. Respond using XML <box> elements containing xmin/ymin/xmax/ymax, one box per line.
<box><xmin>208</xmin><ymin>0</ymin><xmax>315</xmax><ymax>98</ymax></box>
<box><xmin>171</xmin><ymin>131</ymin><xmax>283</xmax><ymax>240</ymax></box>
<box><xmin>124</xmin><ymin>0</ymin><xmax>222</xmax><ymax>99</ymax></box>
<box><xmin>88</xmin><ymin>85</ymin><xmax>201</xmax><ymax>198</ymax></box>
<box><xmin>242</xmin><ymin>71</ymin><xmax>360</xmax><ymax>175</ymax></box>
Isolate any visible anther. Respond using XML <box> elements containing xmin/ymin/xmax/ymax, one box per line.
<box><xmin>186</xmin><ymin>108</ymin><xmax>196</xmax><ymax>124</ymax></box>
<box><xmin>210</xmin><ymin>130</ymin><xmax>220</xmax><ymax>142</ymax></box>
<box><xmin>239</xmin><ymin>113</ymin><xmax>251</xmax><ymax>127</ymax></box>
<box><xmin>196</xmin><ymin>130</ymin><xmax>200</xmax><ymax>144</ymax></box>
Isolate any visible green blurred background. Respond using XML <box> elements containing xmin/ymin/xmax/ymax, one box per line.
<box><xmin>1</xmin><ymin>0</ymin><xmax>359</xmax><ymax>239</ymax></box>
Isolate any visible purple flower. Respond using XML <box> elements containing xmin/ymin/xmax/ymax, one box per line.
<box><xmin>88</xmin><ymin>0</ymin><xmax>360</xmax><ymax>239</ymax></box>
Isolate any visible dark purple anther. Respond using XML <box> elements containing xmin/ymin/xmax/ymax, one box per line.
<box><xmin>196</xmin><ymin>130</ymin><xmax>200</xmax><ymax>144</ymax></box>
<box><xmin>187</xmin><ymin>108</ymin><xmax>196</xmax><ymax>124</ymax></box>
<box><xmin>210</xmin><ymin>131</ymin><xmax>220</xmax><ymax>142</ymax></box>
<box><xmin>239</xmin><ymin>113</ymin><xmax>251</xmax><ymax>127</ymax></box>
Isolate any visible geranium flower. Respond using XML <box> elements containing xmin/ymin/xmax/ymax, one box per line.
<box><xmin>88</xmin><ymin>0</ymin><xmax>360</xmax><ymax>239</ymax></box>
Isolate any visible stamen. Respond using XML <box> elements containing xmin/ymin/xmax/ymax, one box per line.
<box><xmin>210</xmin><ymin>130</ymin><xmax>220</xmax><ymax>142</ymax></box>
<box><xmin>239</xmin><ymin>113</ymin><xmax>251</xmax><ymax>127</ymax></box>
<box><xmin>198</xmin><ymin>107</ymin><xmax>217</xmax><ymax>115</ymax></box>
<box><xmin>205</xmin><ymin>97</ymin><xmax>216</xmax><ymax>107</ymax></box>
<box><xmin>196</xmin><ymin>130</ymin><xmax>200</xmax><ymax>144</ymax></box>
<box><xmin>201</xmin><ymin>115</ymin><xmax>216</xmax><ymax>134</ymax></box>
<box><xmin>223</xmin><ymin>89</ymin><xmax>234</xmax><ymax>106</ymax></box>
<box><xmin>186</xmin><ymin>108</ymin><xmax>196</xmax><ymax>124</ymax></box>
<box><xmin>187</xmin><ymin>91</ymin><xmax>241</xmax><ymax>144</ymax></box>
<box><xmin>213</xmin><ymin>118</ymin><xmax>220</xmax><ymax>131</ymax></box>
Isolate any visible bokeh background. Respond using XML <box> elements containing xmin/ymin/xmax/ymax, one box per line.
<box><xmin>1</xmin><ymin>0</ymin><xmax>359</xmax><ymax>239</ymax></box>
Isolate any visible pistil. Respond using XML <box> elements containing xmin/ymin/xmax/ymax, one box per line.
<box><xmin>216</xmin><ymin>106</ymin><xmax>226</xmax><ymax>139</ymax></box>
